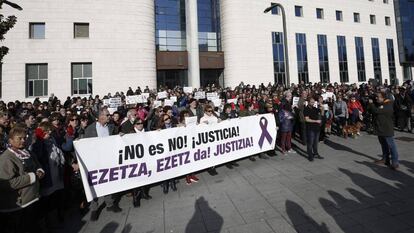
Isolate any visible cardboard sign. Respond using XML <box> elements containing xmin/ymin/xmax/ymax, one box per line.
<box><xmin>109</xmin><ymin>98</ymin><xmax>122</xmax><ymax>108</ymax></box>
<box><xmin>207</xmin><ymin>92</ymin><xmax>219</xmax><ymax>100</ymax></box>
<box><xmin>184</xmin><ymin>87</ymin><xmax>193</xmax><ymax>93</ymax></box>
<box><xmin>126</xmin><ymin>95</ymin><xmax>139</xmax><ymax>105</ymax></box>
<box><xmin>154</xmin><ymin>101</ymin><xmax>162</xmax><ymax>108</ymax></box>
<box><xmin>164</xmin><ymin>99</ymin><xmax>174</xmax><ymax>107</ymax></box>
<box><xmin>185</xmin><ymin>116</ymin><xmax>198</xmax><ymax>126</ymax></box>
<box><xmin>170</xmin><ymin>96</ymin><xmax>177</xmax><ymax>102</ymax></box>
<box><xmin>194</xmin><ymin>91</ymin><xmax>206</xmax><ymax>100</ymax></box>
<box><xmin>292</xmin><ymin>97</ymin><xmax>300</xmax><ymax>107</ymax></box>
<box><xmin>212</xmin><ymin>99</ymin><xmax>222</xmax><ymax>107</ymax></box>
<box><xmin>227</xmin><ymin>98</ymin><xmax>237</xmax><ymax>104</ymax></box>
<box><xmin>158</xmin><ymin>91</ymin><xmax>168</xmax><ymax>99</ymax></box>
<box><xmin>322</xmin><ymin>92</ymin><xmax>335</xmax><ymax>101</ymax></box>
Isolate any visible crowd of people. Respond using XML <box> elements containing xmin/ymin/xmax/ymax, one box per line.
<box><xmin>0</xmin><ymin>80</ymin><xmax>413</xmax><ymax>233</ymax></box>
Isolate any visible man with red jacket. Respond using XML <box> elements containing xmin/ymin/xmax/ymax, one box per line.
<box><xmin>348</xmin><ymin>96</ymin><xmax>364</xmax><ymax>124</ymax></box>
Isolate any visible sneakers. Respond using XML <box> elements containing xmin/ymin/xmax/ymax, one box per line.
<box><xmin>288</xmin><ymin>149</ymin><xmax>296</xmax><ymax>153</ymax></box>
<box><xmin>190</xmin><ymin>175</ymin><xmax>199</xmax><ymax>183</ymax></box>
<box><xmin>107</xmin><ymin>204</ymin><xmax>122</xmax><ymax>213</ymax></box>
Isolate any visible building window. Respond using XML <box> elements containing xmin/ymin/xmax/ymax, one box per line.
<box><xmin>354</xmin><ymin>13</ymin><xmax>360</xmax><ymax>23</ymax></box>
<box><xmin>198</xmin><ymin>0</ymin><xmax>221</xmax><ymax>52</ymax></box>
<box><xmin>317</xmin><ymin>35</ymin><xmax>330</xmax><ymax>83</ymax></box>
<box><xmin>386</xmin><ymin>39</ymin><xmax>397</xmax><ymax>85</ymax></box>
<box><xmin>155</xmin><ymin>0</ymin><xmax>187</xmax><ymax>51</ymax></box>
<box><xmin>296</xmin><ymin>33</ymin><xmax>309</xmax><ymax>84</ymax></box>
<box><xmin>370</xmin><ymin>15</ymin><xmax>376</xmax><ymax>24</ymax></box>
<box><xmin>29</xmin><ymin>23</ymin><xmax>45</xmax><ymax>39</ymax></box>
<box><xmin>336</xmin><ymin>10</ymin><xmax>343</xmax><ymax>21</ymax></box>
<box><xmin>372</xmin><ymin>38</ymin><xmax>382</xmax><ymax>84</ymax></box>
<box><xmin>337</xmin><ymin>36</ymin><xmax>349</xmax><ymax>83</ymax></box>
<box><xmin>272</xmin><ymin>32</ymin><xmax>286</xmax><ymax>85</ymax></box>
<box><xmin>0</xmin><ymin>64</ymin><xmax>2</xmax><ymax>98</ymax></box>
<box><xmin>355</xmin><ymin>37</ymin><xmax>366</xmax><ymax>82</ymax></box>
<box><xmin>74</xmin><ymin>23</ymin><xmax>89</xmax><ymax>38</ymax></box>
<box><xmin>270</xmin><ymin>3</ymin><xmax>279</xmax><ymax>15</ymax></box>
<box><xmin>383</xmin><ymin>0</ymin><xmax>389</xmax><ymax>3</ymax></box>
<box><xmin>385</xmin><ymin>16</ymin><xmax>391</xmax><ymax>26</ymax></box>
<box><xmin>72</xmin><ymin>63</ymin><xmax>92</xmax><ymax>95</ymax></box>
<box><xmin>295</xmin><ymin>6</ymin><xmax>303</xmax><ymax>17</ymax></box>
<box><xmin>316</xmin><ymin>8</ymin><xmax>324</xmax><ymax>19</ymax></box>
<box><xmin>26</xmin><ymin>64</ymin><xmax>48</xmax><ymax>97</ymax></box>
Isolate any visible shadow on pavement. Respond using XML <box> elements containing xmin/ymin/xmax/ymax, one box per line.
<box><xmin>286</xmin><ymin>200</ymin><xmax>330</xmax><ymax>233</ymax></box>
<box><xmin>185</xmin><ymin>197</ymin><xmax>223</xmax><ymax>233</ymax></box>
<box><xmin>318</xmin><ymin>163</ymin><xmax>414</xmax><ymax>233</ymax></box>
<box><xmin>324</xmin><ymin>139</ymin><xmax>377</xmax><ymax>161</ymax></box>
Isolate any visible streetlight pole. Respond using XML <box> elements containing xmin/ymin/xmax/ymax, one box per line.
<box><xmin>264</xmin><ymin>4</ymin><xmax>290</xmax><ymax>87</ymax></box>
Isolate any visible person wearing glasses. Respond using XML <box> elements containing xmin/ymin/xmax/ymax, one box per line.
<box><xmin>157</xmin><ymin>114</ymin><xmax>178</xmax><ymax>194</ymax></box>
<box><xmin>84</xmin><ymin>108</ymin><xmax>122</xmax><ymax>221</ymax></box>
<box><xmin>120</xmin><ymin>113</ymin><xmax>152</xmax><ymax>207</ymax></box>
<box><xmin>220</xmin><ymin>104</ymin><xmax>240</xmax><ymax>168</ymax></box>
<box><xmin>200</xmin><ymin>105</ymin><xmax>219</xmax><ymax>125</ymax></box>
<box><xmin>0</xmin><ymin>127</ymin><xmax>45</xmax><ymax>233</ymax></box>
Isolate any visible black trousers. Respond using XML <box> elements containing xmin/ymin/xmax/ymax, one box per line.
<box><xmin>0</xmin><ymin>202</ymin><xmax>40</xmax><ymax>233</ymax></box>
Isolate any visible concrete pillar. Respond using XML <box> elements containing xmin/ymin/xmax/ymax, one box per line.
<box><xmin>186</xmin><ymin>0</ymin><xmax>201</xmax><ymax>88</ymax></box>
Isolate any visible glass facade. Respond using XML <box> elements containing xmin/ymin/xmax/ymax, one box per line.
<box><xmin>355</xmin><ymin>37</ymin><xmax>366</xmax><ymax>82</ymax></box>
<box><xmin>198</xmin><ymin>0</ymin><xmax>221</xmax><ymax>52</ymax></box>
<box><xmin>155</xmin><ymin>0</ymin><xmax>187</xmax><ymax>51</ymax></box>
<box><xmin>296</xmin><ymin>33</ymin><xmax>309</xmax><ymax>84</ymax></box>
<box><xmin>395</xmin><ymin>0</ymin><xmax>414</xmax><ymax>64</ymax></box>
<box><xmin>372</xmin><ymin>38</ymin><xmax>382</xmax><ymax>84</ymax></box>
<box><xmin>29</xmin><ymin>23</ymin><xmax>45</xmax><ymax>39</ymax></box>
<box><xmin>386</xmin><ymin>39</ymin><xmax>397</xmax><ymax>85</ymax></box>
<box><xmin>337</xmin><ymin>36</ymin><xmax>349</xmax><ymax>83</ymax></box>
<box><xmin>157</xmin><ymin>70</ymin><xmax>188</xmax><ymax>88</ymax></box>
<box><xmin>317</xmin><ymin>34</ymin><xmax>329</xmax><ymax>83</ymax></box>
<box><xmin>272</xmin><ymin>32</ymin><xmax>286</xmax><ymax>85</ymax></box>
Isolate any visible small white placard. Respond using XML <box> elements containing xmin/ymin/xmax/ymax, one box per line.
<box><xmin>170</xmin><ymin>96</ymin><xmax>177</xmax><ymax>102</ymax></box>
<box><xmin>212</xmin><ymin>99</ymin><xmax>222</xmax><ymax>107</ymax></box>
<box><xmin>292</xmin><ymin>97</ymin><xmax>300</xmax><ymax>107</ymax></box>
<box><xmin>164</xmin><ymin>99</ymin><xmax>174</xmax><ymax>107</ymax></box>
<box><xmin>126</xmin><ymin>95</ymin><xmax>139</xmax><ymax>105</ymax></box>
<box><xmin>183</xmin><ymin>87</ymin><xmax>193</xmax><ymax>93</ymax></box>
<box><xmin>207</xmin><ymin>92</ymin><xmax>219</xmax><ymax>100</ymax></box>
<box><xmin>109</xmin><ymin>97</ymin><xmax>122</xmax><ymax>108</ymax></box>
<box><xmin>185</xmin><ymin>116</ymin><xmax>198</xmax><ymax>126</ymax></box>
<box><xmin>227</xmin><ymin>98</ymin><xmax>237</xmax><ymax>104</ymax></box>
<box><xmin>108</xmin><ymin>107</ymin><xmax>117</xmax><ymax>115</ymax></box>
<box><xmin>157</xmin><ymin>91</ymin><xmax>168</xmax><ymax>99</ymax></box>
<box><xmin>195</xmin><ymin>91</ymin><xmax>206</xmax><ymax>99</ymax></box>
<box><xmin>154</xmin><ymin>100</ymin><xmax>162</xmax><ymax>108</ymax></box>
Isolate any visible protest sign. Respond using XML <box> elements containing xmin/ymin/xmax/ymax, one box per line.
<box><xmin>227</xmin><ymin>98</ymin><xmax>237</xmax><ymax>104</ymax></box>
<box><xmin>74</xmin><ymin>114</ymin><xmax>277</xmax><ymax>201</ymax></box>
<box><xmin>164</xmin><ymin>99</ymin><xmax>174</xmax><ymax>107</ymax></box>
<box><xmin>141</xmin><ymin>93</ymin><xmax>150</xmax><ymax>100</ymax></box>
<box><xmin>170</xmin><ymin>96</ymin><xmax>177</xmax><ymax>103</ymax></box>
<box><xmin>157</xmin><ymin>91</ymin><xmax>168</xmax><ymax>99</ymax></box>
<box><xmin>102</xmin><ymin>99</ymin><xmax>110</xmax><ymax>107</ymax></box>
<box><xmin>126</xmin><ymin>95</ymin><xmax>139</xmax><ymax>105</ymax></box>
<box><xmin>185</xmin><ymin>116</ymin><xmax>198</xmax><ymax>126</ymax></box>
<box><xmin>207</xmin><ymin>92</ymin><xmax>219</xmax><ymax>101</ymax></box>
<box><xmin>322</xmin><ymin>92</ymin><xmax>335</xmax><ymax>101</ymax></box>
<box><xmin>183</xmin><ymin>87</ymin><xmax>193</xmax><ymax>93</ymax></box>
<box><xmin>154</xmin><ymin>100</ymin><xmax>162</xmax><ymax>108</ymax></box>
<box><xmin>108</xmin><ymin>107</ymin><xmax>117</xmax><ymax>115</ymax></box>
<box><xmin>212</xmin><ymin>99</ymin><xmax>222</xmax><ymax>107</ymax></box>
<box><xmin>109</xmin><ymin>97</ymin><xmax>122</xmax><ymax>108</ymax></box>
<box><xmin>292</xmin><ymin>97</ymin><xmax>300</xmax><ymax>107</ymax></box>
<box><xmin>194</xmin><ymin>91</ymin><xmax>206</xmax><ymax>100</ymax></box>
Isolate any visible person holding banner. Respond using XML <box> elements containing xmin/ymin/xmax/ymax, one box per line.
<box><xmin>157</xmin><ymin>114</ymin><xmax>178</xmax><ymax>194</ymax></box>
<box><xmin>187</xmin><ymin>99</ymin><xmax>203</xmax><ymax>123</ymax></box>
<box><xmin>121</xmin><ymin>118</ymin><xmax>152</xmax><ymax>207</ymax></box>
<box><xmin>220</xmin><ymin>104</ymin><xmax>240</xmax><ymax>168</ymax></box>
<box><xmin>84</xmin><ymin>108</ymin><xmax>122</xmax><ymax>221</ymax></box>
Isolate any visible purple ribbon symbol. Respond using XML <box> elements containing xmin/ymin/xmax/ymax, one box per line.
<box><xmin>258</xmin><ymin>117</ymin><xmax>273</xmax><ymax>149</ymax></box>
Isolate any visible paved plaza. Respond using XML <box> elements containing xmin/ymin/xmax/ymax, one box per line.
<box><xmin>58</xmin><ymin>131</ymin><xmax>414</xmax><ymax>233</ymax></box>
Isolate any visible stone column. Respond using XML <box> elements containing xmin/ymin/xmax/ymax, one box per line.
<box><xmin>186</xmin><ymin>0</ymin><xmax>201</xmax><ymax>88</ymax></box>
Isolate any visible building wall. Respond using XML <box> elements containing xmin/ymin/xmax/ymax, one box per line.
<box><xmin>221</xmin><ymin>0</ymin><xmax>403</xmax><ymax>87</ymax></box>
<box><xmin>1</xmin><ymin>0</ymin><xmax>406</xmax><ymax>101</ymax></box>
<box><xmin>2</xmin><ymin>0</ymin><xmax>156</xmax><ymax>102</ymax></box>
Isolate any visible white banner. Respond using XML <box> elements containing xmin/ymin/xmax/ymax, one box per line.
<box><xmin>74</xmin><ymin>114</ymin><xmax>277</xmax><ymax>202</ymax></box>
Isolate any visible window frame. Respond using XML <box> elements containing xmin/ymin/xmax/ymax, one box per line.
<box><xmin>29</xmin><ymin>22</ymin><xmax>45</xmax><ymax>39</ymax></box>
<box><xmin>71</xmin><ymin>62</ymin><xmax>93</xmax><ymax>95</ymax></box>
<box><xmin>354</xmin><ymin>13</ymin><xmax>360</xmax><ymax>23</ymax></box>
<box><xmin>73</xmin><ymin>22</ymin><xmax>90</xmax><ymax>38</ymax></box>
<box><xmin>336</xmin><ymin>10</ymin><xmax>343</xmax><ymax>21</ymax></box>
<box><xmin>295</xmin><ymin>5</ymin><xmax>303</xmax><ymax>17</ymax></box>
<box><xmin>25</xmin><ymin>63</ymin><xmax>48</xmax><ymax>97</ymax></box>
<box><xmin>316</xmin><ymin>8</ymin><xmax>324</xmax><ymax>19</ymax></box>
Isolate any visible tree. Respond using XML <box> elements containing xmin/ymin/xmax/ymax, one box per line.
<box><xmin>0</xmin><ymin>0</ymin><xmax>23</xmax><ymax>63</ymax></box>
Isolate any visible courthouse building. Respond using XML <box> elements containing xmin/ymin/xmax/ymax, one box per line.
<box><xmin>1</xmin><ymin>0</ymin><xmax>414</xmax><ymax>101</ymax></box>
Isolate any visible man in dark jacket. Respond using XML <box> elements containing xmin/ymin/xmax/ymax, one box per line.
<box><xmin>369</xmin><ymin>92</ymin><xmax>400</xmax><ymax>170</ymax></box>
<box><xmin>84</xmin><ymin>108</ymin><xmax>122</xmax><ymax>221</ymax></box>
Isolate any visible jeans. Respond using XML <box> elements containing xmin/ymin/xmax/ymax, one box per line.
<box><xmin>350</xmin><ymin>109</ymin><xmax>359</xmax><ymax>124</ymax></box>
<box><xmin>378</xmin><ymin>136</ymin><xmax>399</xmax><ymax>165</ymax></box>
<box><xmin>306</xmin><ymin>129</ymin><xmax>320</xmax><ymax>160</ymax></box>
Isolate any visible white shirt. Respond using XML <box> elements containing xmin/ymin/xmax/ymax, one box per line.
<box><xmin>200</xmin><ymin>114</ymin><xmax>219</xmax><ymax>125</ymax></box>
<box><xmin>96</xmin><ymin>122</ymin><xmax>109</xmax><ymax>137</ymax></box>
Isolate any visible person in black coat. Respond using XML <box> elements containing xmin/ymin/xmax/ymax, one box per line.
<box><xmin>394</xmin><ymin>88</ymin><xmax>412</xmax><ymax>132</ymax></box>
<box><xmin>369</xmin><ymin>92</ymin><xmax>400</xmax><ymax>170</ymax></box>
